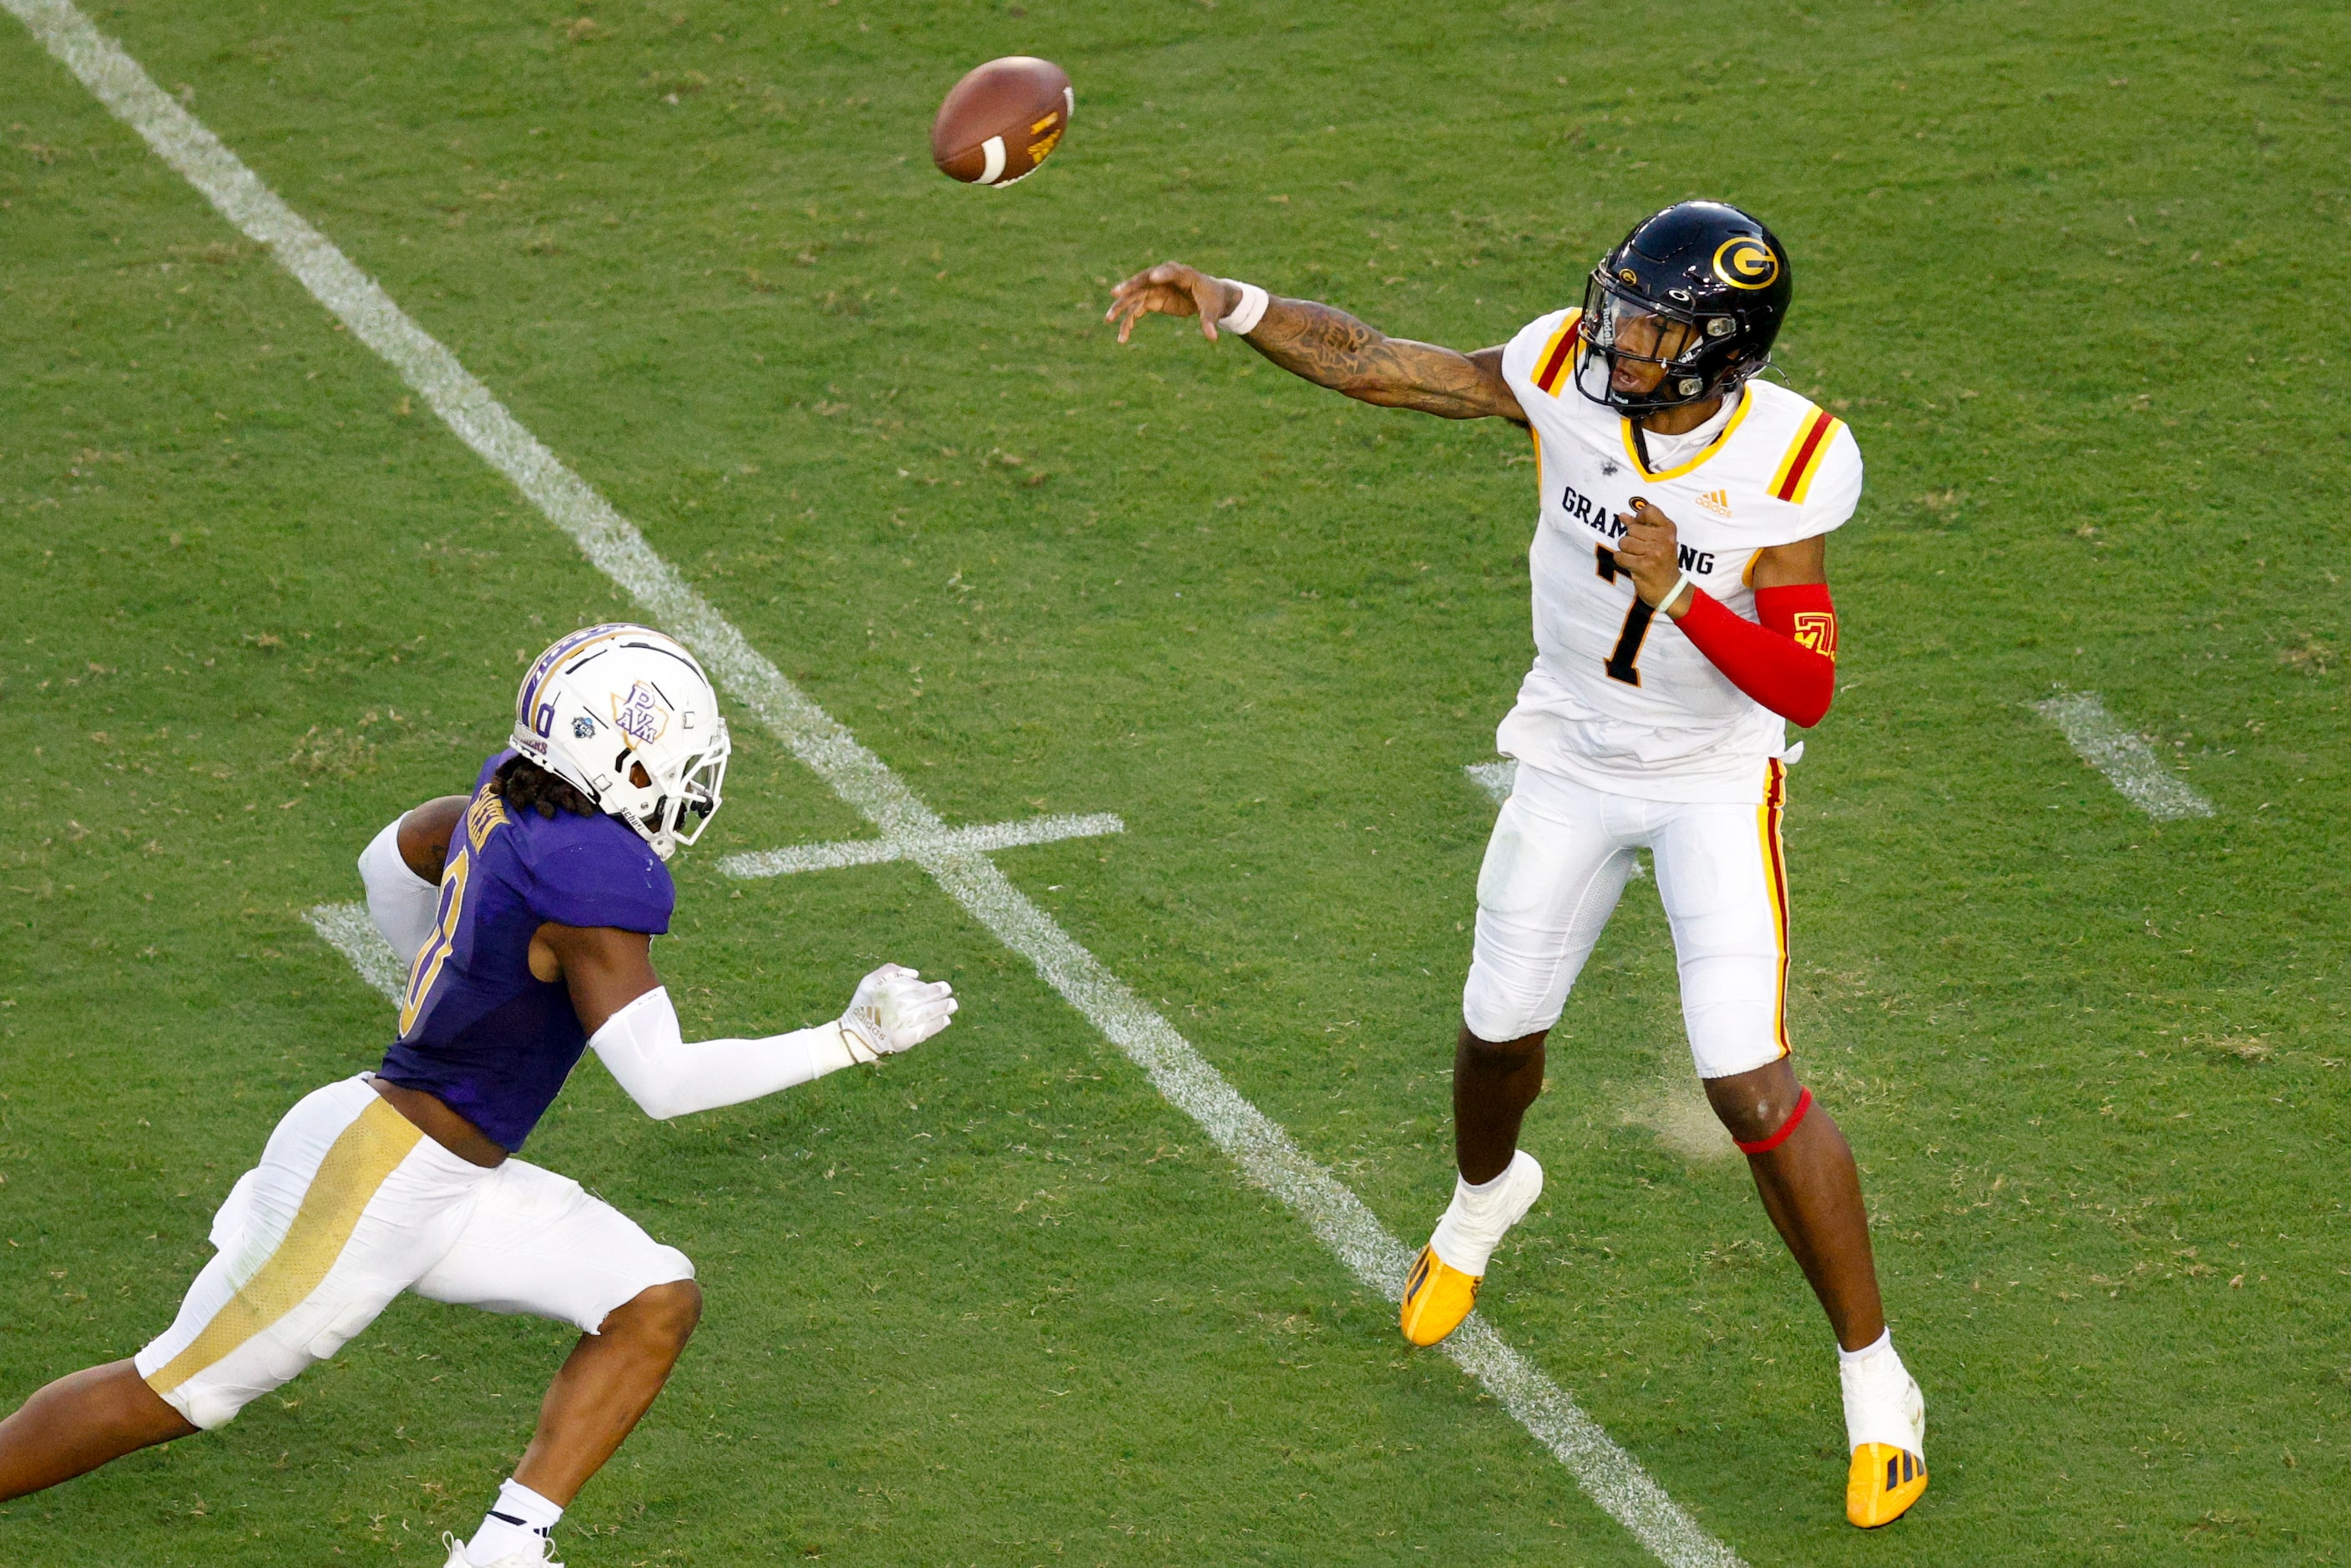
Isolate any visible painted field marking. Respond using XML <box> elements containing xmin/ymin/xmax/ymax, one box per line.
<box><xmin>9</xmin><ymin>7</ymin><xmax>1744</xmax><ymax>1561</ymax></box>
<box><xmin>2032</xmin><ymin>691</ymin><xmax>2215</xmax><ymax>821</ymax></box>
<box><xmin>1465</xmin><ymin>758</ymin><xmax>1519</xmax><ymax>805</ymax></box>
<box><xmin>306</xmin><ymin>903</ymin><xmax>407</xmax><ymax>1003</ymax></box>
<box><xmin>720</xmin><ymin>811</ymin><xmax>1122</xmax><ymax>880</ymax></box>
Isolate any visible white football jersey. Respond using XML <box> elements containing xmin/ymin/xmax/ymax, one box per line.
<box><xmin>1494</xmin><ymin>306</ymin><xmax>1863</xmax><ymax>803</ymax></box>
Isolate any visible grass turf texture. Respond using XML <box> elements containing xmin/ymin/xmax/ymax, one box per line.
<box><xmin>3</xmin><ymin>0</ymin><xmax>2349</xmax><ymax>1561</ymax></box>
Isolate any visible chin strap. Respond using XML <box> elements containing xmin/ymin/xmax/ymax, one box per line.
<box><xmin>1734</xmin><ymin>1086</ymin><xmax>1813</xmax><ymax>1156</ymax></box>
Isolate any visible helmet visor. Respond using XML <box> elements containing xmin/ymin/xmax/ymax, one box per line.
<box><xmin>1575</xmin><ymin>272</ymin><xmax>1725</xmax><ymax>409</ymax></box>
<box><xmin>1570</xmin><ymin>277</ymin><xmax>1721</xmax><ymax>411</ymax></box>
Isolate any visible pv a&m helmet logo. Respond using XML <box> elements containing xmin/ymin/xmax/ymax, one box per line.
<box><xmin>1711</xmin><ymin>236</ymin><xmax>1779</xmax><ymax>291</ymax></box>
<box><xmin>612</xmin><ymin>680</ymin><xmax>670</xmax><ymax>746</ymax></box>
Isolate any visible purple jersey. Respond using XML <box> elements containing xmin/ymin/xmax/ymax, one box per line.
<box><xmin>377</xmin><ymin>751</ymin><xmax>675</xmax><ymax>1151</ymax></box>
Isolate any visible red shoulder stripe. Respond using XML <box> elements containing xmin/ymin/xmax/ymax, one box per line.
<box><xmin>1772</xmin><ymin>411</ymin><xmax>1832</xmax><ymax>502</ymax></box>
<box><xmin>1531</xmin><ymin>313</ymin><xmax>1580</xmax><ymax>395</ymax></box>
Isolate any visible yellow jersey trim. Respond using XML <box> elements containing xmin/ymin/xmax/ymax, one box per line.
<box><xmin>1530</xmin><ymin>310</ymin><xmax>1583</xmax><ymax>397</ymax></box>
<box><xmin>1768</xmin><ymin>406</ymin><xmax>1846</xmax><ymax>504</ymax></box>
<box><xmin>1618</xmin><ymin>386</ymin><xmax>1754</xmax><ymax>483</ymax></box>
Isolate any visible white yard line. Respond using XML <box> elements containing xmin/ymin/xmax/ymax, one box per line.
<box><xmin>8</xmin><ymin>7</ymin><xmax>1744</xmax><ymax>1560</ymax></box>
<box><xmin>719</xmin><ymin>811</ymin><xmax>1123</xmax><ymax>880</ymax></box>
<box><xmin>305</xmin><ymin>902</ymin><xmax>407</xmax><ymax>1003</ymax></box>
<box><xmin>2033</xmin><ymin>691</ymin><xmax>2215</xmax><ymax>821</ymax></box>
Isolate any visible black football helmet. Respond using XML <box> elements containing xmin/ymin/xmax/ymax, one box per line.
<box><xmin>1574</xmin><ymin>200</ymin><xmax>1792</xmax><ymax>419</ymax></box>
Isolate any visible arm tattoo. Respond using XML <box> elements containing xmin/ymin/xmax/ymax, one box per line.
<box><xmin>1241</xmin><ymin>298</ymin><xmax>1524</xmax><ymax>423</ymax></box>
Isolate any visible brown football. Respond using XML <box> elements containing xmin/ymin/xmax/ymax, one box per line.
<box><xmin>930</xmin><ymin>56</ymin><xmax>1073</xmax><ymax>187</ymax></box>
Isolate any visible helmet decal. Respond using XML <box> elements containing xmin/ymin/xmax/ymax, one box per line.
<box><xmin>571</xmin><ymin>716</ymin><xmax>597</xmax><ymax>739</ymax></box>
<box><xmin>1711</xmin><ymin>236</ymin><xmax>1780</xmax><ymax>290</ymax></box>
<box><xmin>612</xmin><ymin>680</ymin><xmax>671</xmax><ymax>746</ymax></box>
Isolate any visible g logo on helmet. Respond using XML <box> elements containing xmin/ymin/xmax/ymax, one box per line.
<box><xmin>1711</xmin><ymin>236</ymin><xmax>1778</xmax><ymax>291</ymax></box>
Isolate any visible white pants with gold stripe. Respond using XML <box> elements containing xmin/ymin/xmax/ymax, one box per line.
<box><xmin>134</xmin><ymin>1075</ymin><xmax>694</xmax><ymax>1430</ymax></box>
<box><xmin>1462</xmin><ymin>757</ymin><xmax>1792</xmax><ymax>1079</ymax></box>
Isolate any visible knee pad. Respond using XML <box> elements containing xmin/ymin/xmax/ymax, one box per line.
<box><xmin>1681</xmin><ymin>996</ymin><xmax>1787</xmax><ymax>1080</ymax></box>
<box><xmin>158</xmin><ymin>1375</ymin><xmax>248</xmax><ymax>1433</ymax></box>
<box><xmin>1461</xmin><ymin>959</ymin><xmax>1562</xmax><ymax>1046</ymax></box>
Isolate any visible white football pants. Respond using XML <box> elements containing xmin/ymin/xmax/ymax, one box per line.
<box><xmin>135</xmin><ymin>1075</ymin><xmax>694</xmax><ymax>1430</ymax></box>
<box><xmin>1462</xmin><ymin>758</ymin><xmax>1792</xmax><ymax>1080</ymax></box>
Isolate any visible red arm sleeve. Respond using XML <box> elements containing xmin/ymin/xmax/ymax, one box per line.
<box><xmin>1672</xmin><ymin>582</ymin><xmax>1838</xmax><ymax>727</ymax></box>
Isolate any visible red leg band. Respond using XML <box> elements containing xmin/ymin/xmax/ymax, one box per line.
<box><xmin>1735</xmin><ymin>1086</ymin><xmax>1813</xmax><ymax>1156</ymax></box>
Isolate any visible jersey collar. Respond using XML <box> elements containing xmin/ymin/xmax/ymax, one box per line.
<box><xmin>1618</xmin><ymin>384</ymin><xmax>1753</xmax><ymax>483</ymax></box>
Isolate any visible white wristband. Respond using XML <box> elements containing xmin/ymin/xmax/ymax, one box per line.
<box><xmin>1217</xmin><ymin>279</ymin><xmax>1270</xmax><ymax>336</ymax></box>
<box><xmin>1657</xmin><ymin>571</ymin><xmax>1698</xmax><ymax>619</ymax></box>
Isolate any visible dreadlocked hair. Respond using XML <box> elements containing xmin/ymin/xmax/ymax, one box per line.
<box><xmin>491</xmin><ymin>754</ymin><xmax>599</xmax><ymax>820</ymax></box>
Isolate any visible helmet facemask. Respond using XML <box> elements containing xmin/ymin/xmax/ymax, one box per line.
<box><xmin>604</xmin><ymin>725</ymin><xmax>731</xmax><ymax>860</ymax></box>
<box><xmin>1574</xmin><ymin>271</ymin><xmax>1746</xmax><ymax>419</ymax></box>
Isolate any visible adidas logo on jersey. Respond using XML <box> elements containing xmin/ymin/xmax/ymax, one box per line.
<box><xmin>1696</xmin><ymin>488</ymin><xmax>1732</xmax><ymax>518</ymax></box>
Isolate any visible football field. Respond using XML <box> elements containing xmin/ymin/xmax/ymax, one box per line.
<box><xmin>4</xmin><ymin>0</ymin><xmax>2349</xmax><ymax>1562</ymax></box>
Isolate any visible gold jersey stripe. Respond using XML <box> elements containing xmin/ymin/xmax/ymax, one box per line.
<box><xmin>1530</xmin><ymin>310</ymin><xmax>1582</xmax><ymax>395</ymax></box>
<box><xmin>144</xmin><ymin>1096</ymin><xmax>422</xmax><ymax>1398</ymax></box>
<box><xmin>1756</xmin><ymin>759</ymin><xmax>1792</xmax><ymax>1057</ymax></box>
<box><xmin>1768</xmin><ymin>407</ymin><xmax>1844</xmax><ymax>503</ymax></box>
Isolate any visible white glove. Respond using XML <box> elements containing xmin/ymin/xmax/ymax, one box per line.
<box><xmin>839</xmin><ymin>963</ymin><xmax>958</xmax><ymax>1062</ymax></box>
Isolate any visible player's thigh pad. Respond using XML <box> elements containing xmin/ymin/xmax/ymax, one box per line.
<box><xmin>1462</xmin><ymin>767</ymin><xmax>1639</xmax><ymax>1043</ymax></box>
<box><xmin>411</xmin><ymin>1158</ymin><xmax>693</xmax><ymax>1333</ymax></box>
<box><xmin>135</xmin><ymin>1077</ymin><xmax>496</xmax><ymax>1429</ymax></box>
<box><xmin>1650</xmin><ymin>792</ymin><xmax>1791</xmax><ymax>1080</ymax></box>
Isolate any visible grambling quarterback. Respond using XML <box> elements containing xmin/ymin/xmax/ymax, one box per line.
<box><xmin>0</xmin><ymin>625</ymin><xmax>958</xmax><ymax>1565</ymax></box>
<box><xmin>1107</xmin><ymin>201</ymin><xmax>1927</xmax><ymax>1527</ymax></box>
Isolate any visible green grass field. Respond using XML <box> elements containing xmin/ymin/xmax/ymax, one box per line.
<box><xmin>5</xmin><ymin>0</ymin><xmax>2351</xmax><ymax>1562</ymax></box>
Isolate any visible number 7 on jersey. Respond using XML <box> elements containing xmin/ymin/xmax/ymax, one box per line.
<box><xmin>1593</xmin><ymin>544</ymin><xmax>1656</xmax><ymax>686</ymax></box>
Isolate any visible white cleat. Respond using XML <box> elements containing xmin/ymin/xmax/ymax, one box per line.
<box><xmin>442</xmin><ymin>1532</ymin><xmax>565</xmax><ymax>1568</ymax></box>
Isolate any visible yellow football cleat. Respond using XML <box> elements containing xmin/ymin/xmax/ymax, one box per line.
<box><xmin>1399</xmin><ymin>1245</ymin><xmax>1482</xmax><ymax>1347</ymax></box>
<box><xmin>1846</xmin><ymin>1443</ymin><xmax>1928</xmax><ymax>1527</ymax></box>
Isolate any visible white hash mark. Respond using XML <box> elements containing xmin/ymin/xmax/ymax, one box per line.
<box><xmin>1464</xmin><ymin>758</ymin><xmax>1518</xmax><ymax>805</ymax></box>
<box><xmin>2033</xmin><ymin>691</ymin><xmax>2216</xmax><ymax>821</ymax></box>
<box><xmin>720</xmin><ymin>812</ymin><xmax>1124</xmax><ymax>880</ymax></box>
<box><xmin>5</xmin><ymin>6</ymin><xmax>1744</xmax><ymax>1561</ymax></box>
<box><xmin>305</xmin><ymin>903</ymin><xmax>407</xmax><ymax>1003</ymax></box>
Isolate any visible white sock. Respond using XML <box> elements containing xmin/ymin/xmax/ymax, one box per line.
<box><xmin>1427</xmin><ymin>1151</ymin><xmax>1542</xmax><ymax>1276</ymax></box>
<box><xmin>467</xmin><ymin>1478</ymin><xmax>563</xmax><ymax>1566</ymax></box>
<box><xmin>1837</xmin><ymin>1330</ymin><xmax>1924</xmax><ymax>1453</ymax></box>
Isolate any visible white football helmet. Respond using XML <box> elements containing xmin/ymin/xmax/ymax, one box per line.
<box><xmin>510</xmin><ymin>624</ymin><xmax>731</xmax><ymax>860</ymax></box>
